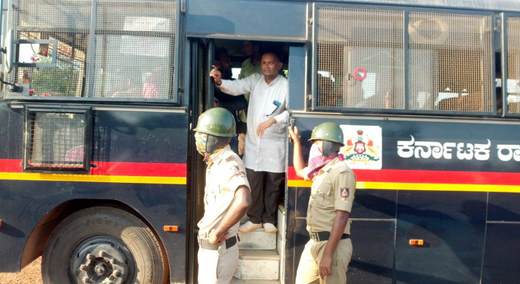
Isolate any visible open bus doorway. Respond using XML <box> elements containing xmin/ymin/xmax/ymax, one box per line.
<box><xmin>189</xmin><ymin>37</ymin><xmax>292</xmax><ymax>283</ymax></box>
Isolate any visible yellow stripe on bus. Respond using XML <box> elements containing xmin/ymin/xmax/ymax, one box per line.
<box><xmin>288</xmin><ymin>180</ymin><xmax>520</xmax><ymax>193</ymax></box>
<box><xmin>0</xmin><ymin>172</ymin><xmax>186</xmax><ymax>185</ymax></box>
<box><xmin>3</xmin><ymin>172</ymin><xmax>520</xmax><ymax>193</ymax></box>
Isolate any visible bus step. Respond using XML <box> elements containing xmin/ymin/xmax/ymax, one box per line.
<box><xmin>238</xmin><ymin>228</ymin><xmax>277</xmax><ymax>250</ymax></box>
<box><xmin>234</xmin><ymin>249</ymin><xmax>280</xmax><ymax>281</ymax></box>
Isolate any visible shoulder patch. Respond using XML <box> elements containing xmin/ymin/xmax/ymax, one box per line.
<box><xmin>340</xmin><ymin>187</ymin><xmax>350</xmax><ymax>198</ymax></box>
<box><xmin>226</xmin><ymin>164</ymin><xmax>241</xmax><ymax>174</ymax></box>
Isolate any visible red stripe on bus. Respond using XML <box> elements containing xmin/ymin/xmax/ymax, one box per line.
<box><xmin>91</xmin><ymin>162</ymin><xmax>187</xmax><ymax>177</ymax></box>
<box><xmin>0</xmin><ymin>159</ymin><xmax>187</xmax><ymax>177</ymax></box>
<box><xmin>287</xmin><ymin>167</ymin><xmax>520</xmax><ymax>186</ymax></box>
<box><xmin>2</xmin><ymin>159</ymin><xmax>519</xmax><ymax>185</ymax></box>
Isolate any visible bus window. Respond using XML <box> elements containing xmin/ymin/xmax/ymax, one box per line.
<box><xmin>10</xmin><ymin>0</ymin><xmax>177</xmax><ymax>100</ymax></box>
<box><xmin>315</xmin><ymin>7</ymin><xmax>495</xmax><ymax>113</ymax></box>
<box><xmin>507</xmin><ymin>17</ymin><xmax>520</xmax><ymax>114</ymax></box>
<box><xmin>316</xmin><ymin>8</ymin><xmax>405</xmax><ymax>109</ymax></box>
<box><xmin>410</xmin><ymin>12</ymin><xmax>494</xmax><ymax>112</ymax></box>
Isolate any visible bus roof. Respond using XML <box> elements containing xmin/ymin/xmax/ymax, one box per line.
<box><xmin>312</xmin><ymin>0</ymin><xmax>520</xmax><ymax>13</ymax></box>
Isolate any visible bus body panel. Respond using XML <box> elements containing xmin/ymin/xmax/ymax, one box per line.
<box><xmin>0</xmin><ymin>102</ymin><xmax>189</xmax><ymax>282</ymax></box>
<box><xmin>186</xmin><ymin>0</ymin><xmax>307</xmax><ymax>40</ymax></box>
<box><xmin>287</xmin><ymin>114</ymin><xmax>520</xmax><ymax>283</ymax></box>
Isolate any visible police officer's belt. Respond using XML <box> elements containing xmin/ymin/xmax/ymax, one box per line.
<box><xmin>198</xmin><ymin>235</ymin><xmax>237</xmax><ymax>250</ymax></box>
<box><xmin>310</xmin><ymin>231</ymin><xmax>350</xmax><ymax>242</ymax></box>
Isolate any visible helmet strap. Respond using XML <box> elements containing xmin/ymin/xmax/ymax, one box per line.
<box><xmin>322</xmin><ymin>141</ymin><xmax>342</xmax><ymax>158</ymax></box>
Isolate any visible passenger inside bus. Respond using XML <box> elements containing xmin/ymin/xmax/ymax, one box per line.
<box><xmin>111</xmin><ymin>69</ymin><xmax>143</xmax><ymax>98</ymax></box>
<box><xmin>210</xmin><ymin>50</ymin><xmax>288</xmax><ymax>234</ymax></box>
<box><xmin>213</xmin><ymin>47</ymin><xmax>248</xmax><ymax>119</ymax></box>
<box><xmin>237</xmin><ymin>40</ymin><xmax>263</xmax><ymax>158</ymax></box>
<box><xmin>142</xmin><ymin>67</ymin><xmax>165</xmax><ymax>99</ymax></box>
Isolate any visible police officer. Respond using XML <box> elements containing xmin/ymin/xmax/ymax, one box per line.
<box><xmin>288</xmin><ymin>122</ymin><xmax>357</xmax><ymax>284</ymax></box>
<box><xmin>194</xmin><ymin>107</ymin><xmax>252</xmax><ymax>284</ymax></box>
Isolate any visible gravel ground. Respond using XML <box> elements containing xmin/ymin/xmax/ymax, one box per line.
<box><xmin>0</xmin><ymin>257</ymin><xmax>43</xmax><ymax>284</ymax></box>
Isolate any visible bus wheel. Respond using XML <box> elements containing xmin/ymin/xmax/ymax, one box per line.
<box><xmin>42</xmin><ymin>206</ymin><xmax>166</xmax><ymax>284</ymax></box>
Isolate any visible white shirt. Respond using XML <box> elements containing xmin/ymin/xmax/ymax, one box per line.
<box><xmin>219</xmin><ymin>73</ymin><xmax>288</xmax><ymax>172</ymax></box>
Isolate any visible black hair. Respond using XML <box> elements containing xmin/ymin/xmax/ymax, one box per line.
<box><xmin>249</xmin><ymin>41</ymin><xmax>262</xmax><ymax>50</ymax></box>
<box><xmin>115</xmin><ymin>69</ymin><xmax>142</xmax><ymax>88</ymax></box>
<box><xmin>215</xmin><ymin>47</ymin><xmax>228</xmax><ymax>61</ymax></box>
<box><xmin>262</xmin><ymin>49</ymin><xmax>282</xmax><ymax>62</ymax></box>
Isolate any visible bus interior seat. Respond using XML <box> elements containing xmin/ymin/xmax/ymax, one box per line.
<box><xmin>458</xmin><ymin>93</ymin><xmax>483</xmax><ymax>112</ymax></box>
<box><xmin>437</xmin><ymin>97</ymin><xmax>459</xmax><ymax>111</ymax></box>
<box><xmin>509</xmin><ymin>102</ymin><xmax>520</xmax><ymax>113</ymax></box>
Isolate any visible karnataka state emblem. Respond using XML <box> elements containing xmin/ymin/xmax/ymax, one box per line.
<box><xmin>354</xmin><ymin>130</ymin><xmax>367</xmax><ymax>154</ymax></box>
<box><xmin>340</xmin><ymin>125</ymin><xmax>383</xmax><ymax>170</ymax></box>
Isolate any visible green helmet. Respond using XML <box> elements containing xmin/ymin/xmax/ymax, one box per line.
<box><xmin>309</xmin><ymin>122</ymin><xmax>344</xmax><ymax>146</ymax></box>
<box><xmin>193</xmin><ymin>107</ymin><xmax>236</xmax><ymax>137</ymax></box>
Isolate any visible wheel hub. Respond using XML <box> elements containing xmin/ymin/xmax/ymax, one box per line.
<box><xmin>72</xmin><ymin>240</ymin><xmax>131</xmax><ymax>284</ymax></box>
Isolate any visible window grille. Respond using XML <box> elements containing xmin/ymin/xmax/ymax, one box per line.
<box><xmin>316</xmin><ymin>8</ymin><xmax>404</xmax><ymax>109</ymax></box>
<box><xmin>507</xmin><ymin>17</ymin><xmax>520</xmax><ymax>114</ymax></box>
<box><xmin>24</xmin><ymin>106</ymin><xmax>92</xmax><ymax>173</ymax></box>
<box><xmin>409</xmin><ymin>12</ymin><xmax>493</xmax><ymax>112</ymax></box>
<box><xmin>12</xmin><ymin>0</ymin><xmax>177</xmax><ymax>100</ymax></box>
<box><xmin>315</xmin><ymin>6</ymin><xmax>494</xmax><ymax>113</ymax></box>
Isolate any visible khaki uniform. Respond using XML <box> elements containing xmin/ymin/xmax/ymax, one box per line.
<box><xmin>197</xmin><ymin>145</ymin><xmax>250</xmax><ymax>284</ymax></box>
<box><xmin>296</xmin><ymin>158</ymin><xmax>357</xmax><ymax>284</ymax></box>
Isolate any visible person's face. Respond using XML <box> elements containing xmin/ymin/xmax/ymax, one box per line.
<box><xmin>243</xmin><ymin>41</ymin><xmax>254</xmax><ymax>56</ymax></box>
<box><xmin>261</xmin><ymin>53</ymin><xmax>282</xmax><ymax>79</ymax></box>
<box><xmin>113</xmin><ymin>75</ymin><xmax>130</xmax><ymax>92</ymax></box>
<box><xmin>219</xmin><ymin>52</ymin><xmax>232</xmax><ymax>73</ymax></box>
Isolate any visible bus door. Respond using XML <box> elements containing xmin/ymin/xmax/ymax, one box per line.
<box><xmin>187</xmin><ymin>37</ymin><xmax>216</xmax><ymax>283</ymax></box>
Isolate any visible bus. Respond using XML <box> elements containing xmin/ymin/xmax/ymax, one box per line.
<box><xmin>0</xmin><ymin>0</ymin><xmax>519</xmax><ymax>283</ymax></box>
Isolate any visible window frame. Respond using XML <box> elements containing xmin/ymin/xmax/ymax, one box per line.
<box><xmin>311</xmin><ymin>3</ymin><xmax>500</xmax><ymax>117</ymax></box>
<box><xmin>23</xmin><ymin>105</ymin><xmax>93</xmax><ymax>173</ymax></box>
<box><xmin>6</xmin><ymin>0</ymin><xmax>182</xmax><ymax>103</ymax></box>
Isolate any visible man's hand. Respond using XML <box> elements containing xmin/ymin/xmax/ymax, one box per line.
<box><xmin>257</xmin><ymin>118</ymin><xmax>276</xmax><ymax>137</ymax></box>
<box><xmin>209</xmin><ymin>65</ymin><xmax>222</xmax><ymax>86</ymax></box>
<box><xmin>208</xmin><ymin>228</ymin><xmax>228</xmax><ymax>245</ymax></box>
<box><xmin>319</xmin><ymin>253</ymin><xmax>333</xmax><ymax>279</ymax></box>
<box><xmin>288</xmin><ymin>125</ymin><xmax>300</xmax><ymax>143</ymax></box>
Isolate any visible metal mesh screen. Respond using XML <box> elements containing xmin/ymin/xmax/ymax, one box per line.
<box><xmin>12</xmin><ymin>0</ymin><xmax>177</xmax><ymax>99</ymax></box>
<box><xmin>26</xmin><ymin>111</ymin><xmax>87</xmax><ymax>169</ymax></box>
<box><xmin>507</xmin><ymin>17</ymin><xmax>520</xmax><ymax>114</ymax></box>
<box><xmin>17</xmin><ymin>0</ymin><xmax>92</xmax><ymax>30</ymax></box>
<box><xmin>316</xmin><ymin>8</ymin><xmax>405</xmax><ymax>109</ymax></box>
<box><xmin>89</xmin><ymin>0</ymin><xmax>176</xmax><ymax>99</ymax></box>
<box><xmin>14</xmin><ymin>0</ymin><xmax>90</xmax><ymax>97</ymax></box>
<box><xmin>409</xmin><ymin>12</ymin><xmax>493</xmax><ymax>112</ymax></box>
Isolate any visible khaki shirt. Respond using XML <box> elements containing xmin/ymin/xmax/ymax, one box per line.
<box><xmin>305</xmin><ymin>158</ymin><xmax>357</xmax><ymax>235</ymax></box>
<box><xmin>197</xmin><ymin>145</ymin><xmax>250</xmax><ymax>237</ymax></box>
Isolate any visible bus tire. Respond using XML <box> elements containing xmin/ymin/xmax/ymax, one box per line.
<box><xmin>41</xmin><ymin>206</ymin><xmax>166</xmax><ymax>284</ymax></box>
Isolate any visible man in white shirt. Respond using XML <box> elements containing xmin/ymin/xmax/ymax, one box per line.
<box><xmin>209</xmin><ymin>51</ymin><xmax>288</xmax><ymax>233</ymax></box>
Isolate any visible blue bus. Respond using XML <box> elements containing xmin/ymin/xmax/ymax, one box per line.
<box><xmin>0</xmin><ymin>0</ymin><xmax>520</xmax><ymax>283</ymax></box>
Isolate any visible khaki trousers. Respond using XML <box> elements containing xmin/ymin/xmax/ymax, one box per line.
<box><xmin>198</xmin><ymin>242</ymin><xmax>239</xmax><ymax>284</ymax></box>
<box><xmin>295</xmin><ymin>238</ymin><xmax>353</xmax><ymax>284</ymax></box>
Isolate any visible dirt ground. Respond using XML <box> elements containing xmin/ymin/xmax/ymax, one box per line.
<box><xmin>0</xmin><ymin>257</ymin><xmax>43</xmax><ymax>284</ymax></box>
